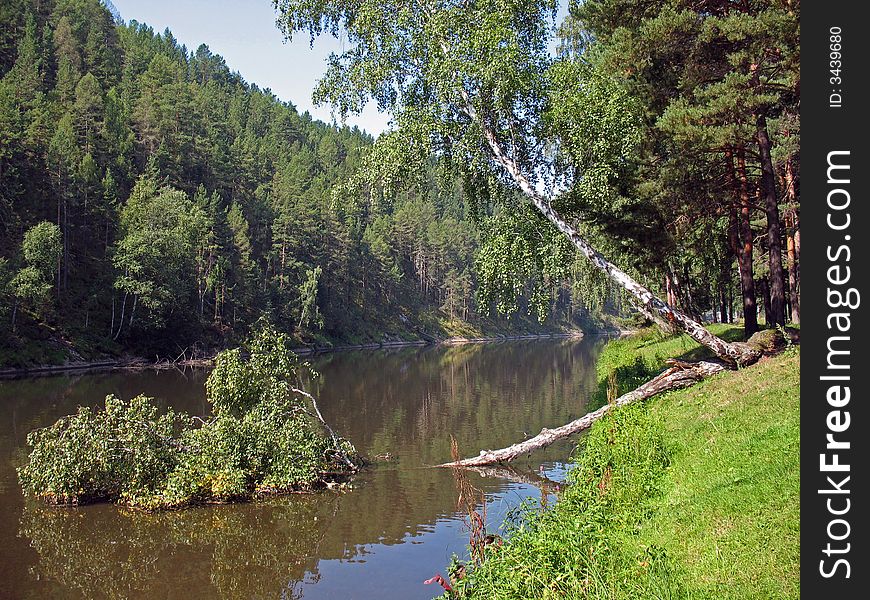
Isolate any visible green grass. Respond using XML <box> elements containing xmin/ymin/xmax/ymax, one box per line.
<box><xmin>641</xmin><ymin>349</ymin><xmax>800</xmax><ymax>598</ymax></box>
<box><xmin>588</xmin><ymin>324</ymin><xmax>745</xmax><ymax>410</ymax></box>
<box><xmin>450</xmin><ymin>332</ymin><xmax>799</xmax><ymax>599</ymax></box>
<box><xmin>595</xmin><ymin>324</ymin><xmax>745</xmax><ymax>378</ymax></box>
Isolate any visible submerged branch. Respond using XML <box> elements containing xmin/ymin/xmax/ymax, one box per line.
<box><xmin>466</xmin><ymin>464</ymin><xmax>561</xmax><ymax>490</ymax></box>
<box><xmin>292</xmin><ymin>386</ymin><xmax>359</xmax><ymax>472</ymax></box>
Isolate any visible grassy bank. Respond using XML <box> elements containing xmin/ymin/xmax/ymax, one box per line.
<box><xmin>450</xmin><ymin>329</ymin><xmax>800</xmax><ymax>599</ymax></box>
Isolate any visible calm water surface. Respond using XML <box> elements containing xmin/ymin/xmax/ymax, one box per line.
<box><xmin>0</xmin><ymin>338</ymin><xmax>605</xmax><ymax>599</ymax></box>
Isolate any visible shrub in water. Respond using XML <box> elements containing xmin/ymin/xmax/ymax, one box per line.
<box><xmin>18</xmin><ymin>325</ymin><xmax>358</xmax><ymax>509</ymax></box>
<box><xmin>19</xmin><ymin>395</ymin><xmax>182</xmax><ymax>505</ymax></box>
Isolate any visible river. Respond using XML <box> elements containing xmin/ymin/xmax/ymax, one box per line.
<box><xmin>0</xmin><ymin>338</ymin><xmax>605</xmax><ymax>599</ymax></box>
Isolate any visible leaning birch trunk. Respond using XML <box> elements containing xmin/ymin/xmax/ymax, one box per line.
<box><xmin>627</xmin><ymin>297</ymin><xmax>679</xmax><ymax>335</ymax></box>
<box><xmin>437</xmin><ymin>359</ymin><xmax>728</xmax><ymax>468</ymax></box>
<box><xmin>434</xmin><ymin>38</ymin><xmax>760</xmax><ymax>366</ymax></box>
<box><xmin>452</xmin><ymin>81</ymin><xmax>759</xmax><ymax>366</ymax></box>
<box><xmin>478</xmin><ymin>124</ymin><xmax>759</xmax><ymax>367</ymax></box>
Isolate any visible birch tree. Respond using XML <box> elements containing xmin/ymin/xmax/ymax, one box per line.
<box><xmin>272</xmin><ymin>0</ymin><xmax>760</xmax><ymax>365</ymax></box>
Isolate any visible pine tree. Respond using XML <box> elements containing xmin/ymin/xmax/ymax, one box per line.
<box><xmin>74</xmin><ymin>71</ymin><xmax>103</xmax><ymax>154</ymax></box>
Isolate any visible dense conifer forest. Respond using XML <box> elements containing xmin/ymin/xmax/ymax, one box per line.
<box><xmin>0</xmin><ymin>0</ymin><xmax>607</xmax><ymax>367</ymax></box>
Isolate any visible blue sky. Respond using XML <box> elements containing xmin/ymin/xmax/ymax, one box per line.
<box><xmin>111</xmin><ymin>1</ymin><xmax>568</xmax><ymax>137</ymax></box>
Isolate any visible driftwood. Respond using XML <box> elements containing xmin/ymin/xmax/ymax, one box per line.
<box><xmin>437</xmin><ymin>359</ymin><xmax>728</xmax><ymax>468</ymax></box>
<box><xmin>291</xmin><ymin>387</ymin><xmax>360</xmax><ymax>472</ymax></box>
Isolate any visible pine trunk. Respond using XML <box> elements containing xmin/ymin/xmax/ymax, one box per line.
<box><xmin>759</xmin><ymin>277</ymin><xmax>772</xmax><ymax>326</ymax></box>
<box><xmin>784</xmin><ymin>158</ymin><xmax>800</xmax><ymax>323</ymax></box>
<box><xmin>756</xmin><ymin>115</ymin><xmax>786</xmax><ymax>326</ymax></box>
<box><xmin>666</xmin><ymin>272</ymin><xmax>677</xmax><ymax>307</ymax></box>
<box><xmin>735</xmin><ymin>148</ymin><xmax>758</xmax><ymax>337</ymax></box>
<box><xmin>786</xmin><ymin>216</ymin><xmax>800</xmax><ymax>323</ymax></box>
<box><xmin>719</xmin><ymin>260</ymin><xmax>731</xmax><ymax>324</ymax></box>
<box><xmin>683</xmin><ymin>262</ymin><xmax>700</xmax><ymax>321</ymax></box>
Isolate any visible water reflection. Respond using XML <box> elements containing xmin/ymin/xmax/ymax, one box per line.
<box><xmin>1</xmin><ymin>338</ymin><xmax>604</xmax><ymax>599</ymax></box>
<box><xmin>20</xmin><ymin>497</ymin><xmax>336</xmax><ymax>599</ymax></box>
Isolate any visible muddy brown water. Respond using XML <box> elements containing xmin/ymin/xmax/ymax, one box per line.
<box><xmin>0</xmin><ymin>338</ymin><xmax>605</xmax><ymax>599</ymax></box>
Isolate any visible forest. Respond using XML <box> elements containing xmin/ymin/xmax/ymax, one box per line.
<box><xmin>0</xmin><ymin>0</ymin><xmax>798</xmax><ymax>369</ymax></box>
<box><xmin>0</xmin><ymin>0</ymin><xmax>587</xmax><ymax>367</ymax></box>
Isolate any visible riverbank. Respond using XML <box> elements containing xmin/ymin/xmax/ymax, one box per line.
<box><xmin>0</xmin><ymin>330</ymin><xmax>593</xmax><ymax>379</ymax></box>
<box><xmin>448</xmin><ymin>326</ymin><xmax>800</xmax><ymax>598</ymax></box>
<box><xmin>2</xmin><ymin>299</ymin><xmax>626</xmax><ymax>375</ymax></box>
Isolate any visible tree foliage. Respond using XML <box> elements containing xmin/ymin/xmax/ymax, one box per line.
<box><xmin>272</xmin><ymin>0</ymin><xmax>798</xmax><ymax>343</ymax></box>
<box><xmin>570</xmin><ymin>0</ymin><xmax>800</xmax><ymax>332</ymax></box>
<box><xmin>112</xmin><ymin>172</ymin><xmax>209</xmax><ymax>333</ymax></box>
<box><xmin>18</xmin><ymin>324</ymin><xmax>358</xmax><ymax>509</ymax></box>
<box><xmin>10</xmin><ymin>221</ymin><xmax>61</xmax><ymax>324</ymax></box>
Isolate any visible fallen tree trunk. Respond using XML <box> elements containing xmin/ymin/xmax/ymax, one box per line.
<box><xmin>437</xmin><ymin>359</ymin><xmax>729</xmax><ymax>468</ymax></box>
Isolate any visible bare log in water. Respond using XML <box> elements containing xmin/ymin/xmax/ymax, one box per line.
<box><xmin>437</xmin><ymin>360</ymin><xmax>729</xmax><ymax>468</ymax></box>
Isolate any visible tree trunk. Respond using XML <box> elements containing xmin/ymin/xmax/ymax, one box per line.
<box><xmin>667</xmin><ymin>266</ymin><xmax>683</xmax><ymax>312</ymax></box>
<box><xmin>727</xmin><ymin>286</ymin><xmax>733</xmax><ymax>323</ymax></box>
<box><xmin>56</xmin><ymin>179</ymin><xmax>62</xmax><ymax>294</ymax></box>
<box><xmin>759</xmin><ymin>277</ymin><xmax>772</xmax><ymax>326</ymax></box>
<box><xmin>478</xmin><ymin>125</ymin><xmax>759</xmax><ymax>366</ymax></box>
<box><xmin>756</xmin><ymin>115</ymin><xmax>786</xmax><ymax>326</ymax></box>
<box><xmin>719</xmin><ymin>261</ymin><xmax>731</xmax><ymax>324</ymax></box>
<box><xmin>786</xmin><ymin>213</ymin><xmax>800</xmax><ymax>323</ymax></box>
<box><xmin>114</xmin><ymin>291</ymin><xmax>127</xmax><ymax>340</ymax></box>
<box><xmin>682</xmin><ymin>262</ymin><xmax>700</xmax><ymax>321</ymax></box>
<box><xmin>735</xmin><ymin>148</ymin><xmax>758</xmax><ymax>337</ymax></box>
<box><xmin>665</xmin><ymin>272</ymin><xmax>677</xmax><ymax>307</ymax></box>
<box><xmin>62</xmin><ymin>195</ymin><xmax>69</xmax><ymax>294</ymax></box>
<box><xmin>784</xmin><ymin>158</ymin><xmax>800</xmax><ymax>323</ymax></box>
<box><xmin>438</xmin><ymin>359</ymin><xmax>729</xmax><ymax>467</ymax></box>
<box><xmin>628</xmin><ymin>297</ymin><xmax>678</xmax><ymax>334</ymax></box>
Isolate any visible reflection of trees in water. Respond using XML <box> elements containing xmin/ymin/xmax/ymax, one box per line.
<box><xmin>291</xmin><ymin>338</ymin><xmax>606</xmax><ymax>564</ymax></box>
<box><xmin>19</xmin><ymin>473</ymin><xmax>514</xmax><ymax>600</ymax></box>
<box><xmin>18</xmin><ymin>468</ymin><xmax>530</xmax><ymax>600</ymax></box>
<box><xmin>19</xmin><ymin>495</ymin><xmax>341</xmax><ymax>600</ymax></box>
<box><xmin>303</xmin><ymin>338</ymin><xmax>606</xmax><ymax>546</ymax></box>
<box><xmin>0</xmin><ymin>370</ymin><xmax>209</xmax><ymax>455</ymax></box>
<box><xmin>311</xmin><ymin>338</ymin><xmax>605</xmax><ymax>466</ymax></box>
